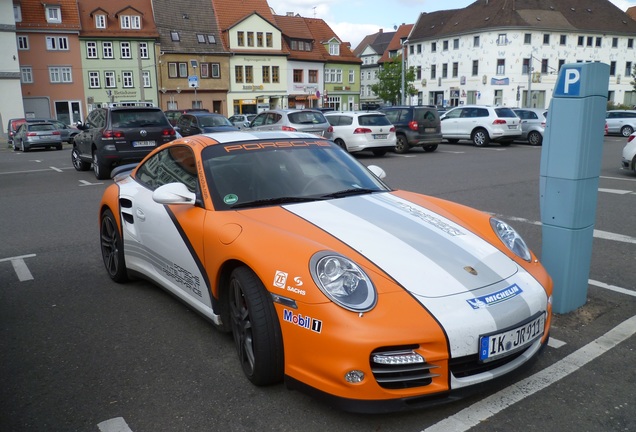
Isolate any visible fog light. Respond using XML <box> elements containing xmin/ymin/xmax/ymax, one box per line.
<box><xmin>373</xmin><ymin>351</ymin><xmax>424</xmax><ymax>365</ymax></box>
<box><xmin>344</xmin><ymin>370</ymin><xmax>365</xmax><ymax>383</ymax></box>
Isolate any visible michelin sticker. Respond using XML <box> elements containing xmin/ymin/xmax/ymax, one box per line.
<box><xmin>467</xmin><ymin>284</ymin><xmax>523</xmax><ymax>309</ymax></box>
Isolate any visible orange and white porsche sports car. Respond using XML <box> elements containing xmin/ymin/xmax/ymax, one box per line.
<box><xmin>99</xmin><ymin>131</ymin><xmax>553</xmax><ymax>413</ymax></box>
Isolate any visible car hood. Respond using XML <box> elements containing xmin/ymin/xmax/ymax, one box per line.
<box><xmin>282</xmin><ymin>192</ymin><xmax>518</xmax><ymax>298</ymax></box>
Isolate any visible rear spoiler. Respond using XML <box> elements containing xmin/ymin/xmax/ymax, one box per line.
<box><xmin>110</xmin><ymin>163</ymin><xmax>138</xmax><ymax>180</ymax></box>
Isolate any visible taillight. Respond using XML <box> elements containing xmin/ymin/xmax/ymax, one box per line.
<box><xmin>408</xmin><ymin>120</ymin><xmax>418</xmax><ymax>131</ymax></box>
<box><xmin>162</xmin><ymin>128</ymin><xmax>175</xmax><ymax>137</ymax></box>
<box><xmin>26</xmin><ymin>132</ymin><xmax>37</xmax><ymax>136</ymax></box>
<box><xmin>628</xmin><ymin>135</ymin><xmax>635</xmax><ymax>143</ymax></box>
<box><xmin>390</xmin><ymin>126</ymin><xmax>396</xmax><ymax>132</ymax></box>
<box><xmin>282</xmin><ymin>126</ymin><xmax>297</xmax><ymax>131</ymax></box>
<box><xmin>102</xmin><ymin>130</ymin><xmax>124</xmax><ymax>139</ymax></box>
<box><xmin>327</xmin><ymin>126</ymin><xmax>333</xmax><ymax>133</ymax></box>
<box><xmin>353</xmin><ymin>128</ymin><xmax>372</xmax><ymax>134</ymax></box>
<box><xmin>540</xmin><ymin>122</ymin><xmax>546</xmax><ymax>128</ymax></box>
<box><xmin>492</xmin><ymin>119</ymin><xmax>507</xmax><ymax>125</ymax></box>
<box><xmin>52</xmin><ymin>131</ymin><xmax>61</xmax><ymax>135</ymax></box>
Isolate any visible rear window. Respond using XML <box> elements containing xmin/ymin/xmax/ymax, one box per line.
<box><xmin>30</xmin><ymin>124</ymin><xmax>55</xmax><ymax>131</ymax></box>
<box><xmin>111</xmin><ymin>110</ymin><xmax>170</xmax><ymax>128</ymax></box>
<box><xmin>494</xmin><ymin>107</ymin><xmax>517</xmax><ymax>118</ymax></box>
<box><xmin>358</xmin><ymin>114</ymin><xmax>391</xmax><ymax>126</ymax></box>
<box><xmin>288</xmin><ymin>111</ymin><xmax>327</xmax><ymax>125</ymax></box>
<box><xmin>413</xmin><ymin>109</ymin><xmax>439</xmax><ymax>123</ymax></box>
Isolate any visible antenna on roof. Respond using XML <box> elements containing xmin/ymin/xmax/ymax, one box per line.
<box><xmin>313</xmin><ymin>6</ymin><xmax>316</xmax><ymax>18</ymax></box>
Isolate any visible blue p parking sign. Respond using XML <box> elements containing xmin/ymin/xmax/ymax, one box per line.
<box><xmin>554</xmin><ymin>67</ymin><xmax>582</xmax><ymax>96</ymax></box>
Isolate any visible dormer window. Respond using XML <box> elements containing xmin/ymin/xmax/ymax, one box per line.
<box><xmin>170</xmin><ymin>31</ymin><xmax>180</xmax><ymax>42</ymax></box>
<box><xmin>120</xmin><ymin>15</ymin><xmax>141</xmax><ymax>29</ymax></box>
<box><xmin>329</xmin><ymin>42</ymin><xmax>339</xmax><ymax>56</ymax></box>
<box><xmin>45</xmin><ymin>5</ymin><xmax>62</xmax><ymax>23</ymax></box>
<box><xmin>95</xmin><ymin>14</ymin><xmax>107</xmax><ymax>29</ymax></box>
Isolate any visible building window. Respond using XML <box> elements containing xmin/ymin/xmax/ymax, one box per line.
<box><xmin>325</xmin><ymin>68</ymin><xmax>342</xmax><ymax>83</ymax></box>
<box><xmin>558</xmin><ymin>59</ymin><xmax>565</xmax><ymax>71</ymax></box>
<box><xmin>208</xmin><ymin>35</ymin><xmax>216</xmax><ymax>44</ymax></box>
<box><xmin>612</xmin><ymin>37</ymin><xmax>618</xmax><ymax>48</ymax></box>
<box><xmin>416</xmin><ymin>66</ymin><xmax>421</xmax><ymax>80</ymax></box>
<box><xmin>120</xmin><ymin>15</ymin><xmax>141</xmax><ymax>29</ymax></box>
<box><xmin>142</xmin><ymin>71</ymin><xmax>151</xmax><ymax>88</ymax></box>
<box><xmin>629</xmin><ymin>38</ymin><xmax>634</xmax><ymax>49</ymax></box>
<box><xmin>122</xmin><ymin>71</ymin><xmax>133</xmax><ymax>88</ymax></box>
<box><xmin>473</xmin><ymin>36</ymin><xmax>480</xmax><ymax>47</ymax></box>
<box><xmin>560</xmin><ymin>35</ymin><xmax>567</xmax><ymax>45</ymax></box>
<box><xmin>578</xmin><ymin>36</ymin><xmax>585</xmax><ymax>46</ymax></box>
<box><xmin>443</xmin><ymin>40</ymin><xmax>449</xmax><ymax>51</ymax></box>
<box><xmin>49</xmin><ymin>66</ymin><xmax>72</xmax><ymax>83</ymax></box>
<box><xmin>431</xmin><ymin>42</ymin><xmax>437</xmax><ymax>53</ymax></box>
<box><xmin>523</xmin><ymin>58</ymin><xmax>530</xmax><ymax>74</ymax></box>
<box><xmin>200</xmin><ymin>63</ymin><xmax>209</xmax><ymax>78</ymax></box>
<box><xmin>178</xmin><ymin>63</ymin><xmax>187</xmax><ymax>77</ymax></box>
<box><xmin>210</xmin><ymin>63</ymin><xmax>220</xmax><ymax>78</ymax></box>
<box><xmin>95</xmin><ymin>14</ymin><xmax>106</xmax><ymax>29</ymax></box>
<box><xmin>472</xmin><ymin>60</ymin><xmax>479</xmax><ymax>76</ymax></box>
<box><xmin>349</xmin><ymin>69</ymin><xmax>355</xmax><ymax>83</ymax></box>
<box><xmin>120</xmin><ymin>42</ymin><xmax>131</xmax><ymax>59</ymax></box>
<box><xmin>596</xmin><ymin>37</ymin><xmax>602</xmax><ymax>47</ymax></box>
<box><xmin>262</xmin><ymin>66</ymin><xmax>270</xmax><ymax>83</ymax></box>
<box><xmin>45</xmin><ymin>6</ymin><xmax>62</xmax><ymax>23</ymax></box>
<box><xmin>245</xmin><ymin>66</ymin><xmax>253</xmax><ymax>83</ymax></box>
<box><xmin>329</xmin><ymin>43</ymin><xmax>340</xmax><ymax>56</ymax></box>
<box><xmin>293</xmin><ymin>69</ymin><xmax>303</xmax><ymax>83</ymax></box>
<box><xmin>168</xmin><ymin>62</ymin><xmax>187</xmax><ymax>78</ymax></box>
<box><xmin>430</xmin><ymin>64</ymin><xmax>436</xmax><ymax>79</ymax></box>
<box><xmin>496</xmin><ymin>59</ymin><xmax>505</xmax><ymax>75</ymax></box>
<box><xmin>543</xmin><ymin>34</ymin><xmax>550</xmax><ymax>45</ymax></box>
<box><xmin>442</xmin><ymin>63</ymin><xmax>448</xmax><ymax>78</ymax></box>
<box><xmin>266</xmin><ymin>33</ymin><xmax>273</xmax><ymax>47</ymax></box>
<box><xmin>86</xmin><ymin>41</ymin><xmax>97</xmax><ymax>58</ymax></box>
<box><xmin>306</xmin><ymin>69</ymin><xmax>317</xmax><ymax>84</ymax></box>
<box><xmin>541</xmin><ymin>59</ymin><xmax>549</xmax><ymax>74</ymax></box>
<box><xmin>257</xmin><ymin>32</ymin><xmax>263</xmax><ymax>47</ymax></box>
<box><xmin>524</xmin><ymin>33</ymin><xmax>531</xmax><ymax>44</ymax></box>
<box><xmin>452</xmin><ymin>62</ymin><xmax>458</xmax><ymax>78</ymax></box>
<box><xmin>139</xmin><ymin>42</ymin><xmax>148</xmax><ymax>58</ymax></box>
<box><xmin>626</xmin><ymin>62</ymin><xmax>633</xmax><ymax>78</ymax></box>
<box><xmin>105</xmin><ymin>71</ymin><xmax>116</xmax><ymax>88</ymax></box>
<box><xmin>17</xmin><ymin>36</ymin><xmax>29</xmax><ymax>50</ymax></box>
<box><xmin>237</xmin><ymin>31</ymin><xmax>244</xmax><ymax>46</ymax></box>
<box><xmin>235</xmin><ymin>65</ymin><xmax>243</xmax><ymax>83</ymax></box>
<box><xmin>417</xmin><ymin>44</ymin><xmax>422</xmax><ymax>53</ymax></box>
<box><xmin>587</xmin><ymin>36</ymin><xmax>593</xmax><ymax>47</ymax></box>
<box><xmin>197</xmin><ymin>34</ymin><xmax>206</xmax><ymax>43</ymax></box>
<box><xmin>103</xmin><ymin>42</ymin><xmax>113</xmax><ymax>58</ymax></box>
<box><xmin>89</xmin><ymin>71</ymin><xmax>100</xmax><ymax>88</ymax></box>
<box><xmin>20</xmin><ymin>66</ymin><xmax>33</xmax><ymax>83</ymax></box>
<box><xmin>46</xmin><ymin>36</ymin><xmax>69</xmax><ymax>51</ymax></box>
<box><xmin>171</xmin><ymin>31</ymin><xmax>180</xmax><ymax>41</ymax></box>
<box><xmin>453</xmin><ymin>38</ymin><xmax>459</xmax><ymax>49</ymax></box>
<box><xmin>247</xmin><ymin>32</ymin><xmax>254</xmax><ymax>47</ymax></box>
<box><xmin>497</xmin><ymin>34</ymin><xmax>507</xmax><ymax>45</ymax></box>
<box><xmin>610</xmin><ymin>61</ymin><xmax>616</xmax><ymax>76</ymax></box>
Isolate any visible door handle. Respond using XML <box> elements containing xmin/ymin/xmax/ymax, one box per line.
<box><xmin>136</xmin><ymin>208</ymin><xmax>146</xmax><ymax>221</ymax></box>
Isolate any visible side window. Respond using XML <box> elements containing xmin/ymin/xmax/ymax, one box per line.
<box><xmin>444</xmin><ymin>109</ymin><xmax>461</xmax><ymax>119</ymax></box>
<box><xmin>250</xmin><ymin>114</ymin><xmax>266</xmax><ymax>127</ymax></box>
<box><xmin>341</xmin><ymin>116</ymin><xmax>353</xmax><ymax>126</ymax></box>
<box><xmin>136</xmin><ymin>146</ymin><xmax>198</xmax><ymax>193</ymax></box>
<box><xmin>383</xmin><ymin>110</ymin><xmax>399</xmax><ymax>123</ymax></box>
<box><xmin>475</xmin><ymin>108</ymin><xmax>489</xmax><ymax>117</ymax></box>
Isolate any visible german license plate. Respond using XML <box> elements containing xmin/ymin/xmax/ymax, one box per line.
<box><xmin>479</xmin><ymin>313</ymin><xmax>545</xmax><ymax>363</ymax></box>
<box><xmin>132</xmin><ymin>140</ymin><xmax>156</xmax><ymax>147</ymax></box>
<box><xmin>425</xmin><ymin>127</ymin><xmax>437</xmax><ymax>133</ymax></box>
<box><xmin>373</xmin><ymin>134</ymin><xmax>388</xmax><ymax>139</ymax></box>
<box><xmin>508</xmin><ymin>125</ymin><xmax>518</xmax><ymax>129</ymax></box>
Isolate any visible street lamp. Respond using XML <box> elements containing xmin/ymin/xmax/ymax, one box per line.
<box><xmin>401</xmin><ymin>38</ymin><xmax>409</xmax><ymax>105</ymax></box>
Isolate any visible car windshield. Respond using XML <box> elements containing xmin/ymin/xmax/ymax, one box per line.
<box><xmin>111</xmin><ymin>110</ymin><xmax>170</xmax><ymax>128</ymax></box>
<box><xmin>30</xmin><ymin>124</ymin><xmax>55</xmax><ymax>131</ymax></box>
<box><xmin>202</xmin><ymin>138</ymin><xmax>389</xmax><ymax>210</ymax></box>
<box><xmin>287</xmin><ymin>111</ymin><xmax>327</xmax><ymax>125</ymax></box>
<box><xmin>199</xmin><ymin>116</ymin><xmax>233</xmax><ymax>127</ymax></box>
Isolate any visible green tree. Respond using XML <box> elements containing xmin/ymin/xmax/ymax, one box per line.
<box><xmin>371</xmin><ymin>56</ymin><xmax>417</xmax><ymax>105</ymax></box>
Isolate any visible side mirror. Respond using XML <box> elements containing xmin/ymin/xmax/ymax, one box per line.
<box><xmin>367</xmin><ymin>165</ymin><xmax>386</xmax><ymax>180</ymax></box>
<box><xmin>153</xmin><ymin>182</ymin><xmax>196</xmax><ymax>205</ymax></box>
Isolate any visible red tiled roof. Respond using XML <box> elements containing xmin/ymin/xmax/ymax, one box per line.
<box><xmin>303</xmin><ymin>17</ymin><xmax>361</xmax><ymax>64</ymax></box>
<box><xmin>378</xmin><ymin>24</ymin><xmax>412</xmax><ymax>64</ymax></box>
<box><xmin>77</xmin><ymin>0</ymin><xmax>159</xmax><ymax>38</ymax></box>
<box><xmin>17</xmin><ymin>0</ymin><xmax>80</xmax><ymax>30</ymax></box>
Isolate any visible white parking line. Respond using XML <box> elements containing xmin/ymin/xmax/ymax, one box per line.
<box><xmin>598</xmin><ymin>188</ymin><xmax>633</xmax><ymax>195</ymax></box>
<box><xmin>589</xmin><ymin>279</ymin><xmax>636</xmax><ymax>298</ymax></box>
<box><xmin>50</xmin><ymin>166</ymin><xmax>63</xmax><ymax>172</ymax></box>
<box><xmin>0</xmin><ymin>254</ymin><xmax>36</xmax><ymax>282</ymax></box>
<box><xmin>79</xmin><ymin>179</ymin><xmax>103</xmax><ymax>186</ymax></box>
<box><xmin>423</xmin><ymin>314</ymin><xmax>636</xmax><ymax>432</ymax></box>
<box><xmin>98</xmin><ymin>417</ymin><xmax>134</xmax><ymax>432</ymax></box>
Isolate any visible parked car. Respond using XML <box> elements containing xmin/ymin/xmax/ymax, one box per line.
<box><xmin>622</xmin><ymin>131</ymin><xmax>636</xmax><ymax>172</ymax></box>
<box><xmin>228</xmin><ymin>114</ymin><xmax>256</xmax><ymax>129</ymax></box>
<box><xmin>440</xmin><ymin>105</ymin><xmax>522</xmax><ymax>147</ymax></box>
<box><xmin>6</xmin><ymin>118</ymin><xmax>27</xmax><ymax>145</ymax></box>
<box><xmin>176</xmin><ymin>112</ymin><xmax>239</xmax><ymax>137</ymax></box>
<box><xmin>72</xmin><ymin>104</ymin><xmax>176</xmax><ymax>180</ymax></box>
<box><xmin>98</xmin><ymin>130</ymin><xmax>552</xmax><ymax>413</ymax></box>
<box><xmin>512</xmin><ymin>108</ymin><xmax>547</xmax><ymax>146</ymax></box>
<box><xmin>12</xmin><ymin>122</ymin><xmax>63</xmax><ymax>151</ymax></box>
<box><xmin>164</xmin><ymin>108</ymin><xmax>210</xmax><ymax>126</ymax></box>
<box><xmin>605</xmin><ymin>110</ymin><xmax>636</xmax><ymax>137</ymax></box>
<box><xmin>248</xmin><ymin>109</ymin><xmax>331</xmax><ymax>136</ymax></box>
<box><xmin>378</xmin><ymin>105</ymin><xmax>442</xmax><ymax>154</ymax></box>
<box><xmin>324</xmin><ymin>111</ymin><xmax>396</xmax><ymax>156</ymax></box>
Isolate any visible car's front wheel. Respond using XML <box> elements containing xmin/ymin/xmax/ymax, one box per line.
<box><xmin>229</xmin><ymin>266</ymin><xmax>283</xmax><ymax>386</ymax></box>
<box><xmin>395</xmin><ymin>135</ymin><xmax>410</xmax><ymax>154</ymax></box>
<box><xmin>100</xmin><ymin>209</ymin><xmax>128</xmax><ymax>283</ymax></box>
<box><xmin>527</xmin><ymin>131</ymin><xmax>543</xmax><ymax>146</ymax></box>
<box><xmin>93</xmin><ymin>150</ymin><xmax>111</xmax><ymax>180</ymax></box>
<box><xmin>472</xmin><ymin>128</ymin><xmax>490</xmax><ymax>147</ymax></box>
<box><xmin>72</xmin><ymin>147</ymin><xmax>91</xmax><ymax>171</ymax></box>
<box><xmin>621</xmin><ymin>125</ymin><xmax>634</xmax><ymax>137</ymax></box>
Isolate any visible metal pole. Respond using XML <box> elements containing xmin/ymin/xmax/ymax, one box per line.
<box><xmin>527</xmin><ymin>56</ymin><xmax>532</xmax><ymax>108</ymax></box>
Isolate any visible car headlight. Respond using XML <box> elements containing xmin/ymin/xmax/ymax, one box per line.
<box><xmin>310</xmin><ymin>252</ymin><xmax>377</xmax><ymax>312</ymax></box>
<box><xmin>490</xmin><ymin>218</ymin><xmax>532</xmax><ymax>262</ymax></box>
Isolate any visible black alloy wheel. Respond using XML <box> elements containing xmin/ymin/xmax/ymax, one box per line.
<box><xmin>100</xmin><ymin>209</ymin><xmax>128</xmax><ymax>283</ymax></box>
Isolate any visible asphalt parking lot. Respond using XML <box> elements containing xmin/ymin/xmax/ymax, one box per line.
<box><xmin>0</xmin><ymin>134</ymin><xmax>634</xmax><ymax>432</ymax></box>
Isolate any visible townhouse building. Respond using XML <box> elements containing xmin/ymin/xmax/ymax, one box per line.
<box><xmin>2</xmin><ymin>2</ymin><xmax>25</xmax><ymax>131</ymax></box>
<box><xmin>15</xmin><ymin>0</ymin><xmax>84</xmax><ymax>124</ymax></box>
<box><xmin>152</xmin><ymin>0</ymin><xmax>230</xmax><ymax>115</ymax></box>
<box><xmin>405</xmin><ymin>0</ymin><xmax>636</xmax><ymax>109</ymax></box>
<box><xmin>377</xmin><ymin>24</ymin><xmax>413</xmax><ymax>105</ymax></box>
<box><xmin>354</xmin><ymin>29</ymin><xmax>395</xmax><ymax>109</ymax></box>
<box><xmin>77</xmin><ymin>0</ymin><xmax>160</xmax><ymax>111</ymax></box>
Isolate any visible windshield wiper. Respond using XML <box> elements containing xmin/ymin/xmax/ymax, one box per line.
<box><xmin>231</xmin><ymin>196</ymin><xmax>324</xmax><ymax>209</ymax></box>
<box><xmin>321</xmin><ymin>188</ymin><xmax>379</xmax><ymax>198</ymax></box>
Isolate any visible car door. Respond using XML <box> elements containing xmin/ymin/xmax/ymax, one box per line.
<box><xmin>76</xmin><ymin>109</ymin><xmax>103</xmax><ymax>157</ymax></box>
<box><xmin>249</xmin><ymin>112</ymin><xmax>269</xmax><ymax>131</ymax></box>
<box><xmin>122</xmin><ymin>145</ymin><xmax>213</xmax><ymax>310</ymax></box>
<box><xmin>440</xmin><ymin>107</ymin><xmax>462</xmax><ymax>138</ymax></box>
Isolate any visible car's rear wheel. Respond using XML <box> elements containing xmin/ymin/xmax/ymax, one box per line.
<box><xmin>334</xmin><ymin>138</ymin><xmax>348</xmax><ymax>152</ymax></box>
<box><xmin>472</xmin><ymin>128</ymin><xmax>490</xmax><ymax>147</ymax></box>
<box><xmin>621</xmin><ymin>126</ymin><xmax>634</xmax><ymax>137</ymax></box>
<box><xmin>423</xmin><ymin>144</ymin><xmax>438</xmax><ymax>152</ymax></box>
<box><xmin>527</xmin><ymin>131</ymin><xmax>543</xmax><ymax>146</ymax></box>
<box><xmin>372</xmin><ymin>149</ymin><xmax>387</xmax><ymax>156</ymax></box>
<box><xmin>395</xmin><ymin>135</ymin><xmax>410</xmax><ymax>154</ymax></box>
<box><xmin>229</xmin><ymin>266</ymin><xmax>283</xmax><ymax>386</ymax></box>
<box><xmin>100</xmin><ymin>209</ymin><xmax>128</xmax><ymax>283</ymax></box>
<box><xmin>93</xmin><ymin>150</ymin><xmax>110</xmax><ymax>180</ymax></box>
<box><xmin>72</xmin><ymin>147</ymin><xmax>91</xmax><ymax>171</ymax></box>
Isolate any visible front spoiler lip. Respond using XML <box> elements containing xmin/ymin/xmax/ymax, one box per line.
<box><xmin>284</xmin><ymin>333</ymin><xmax>549</xmax><ymax>414</ymax></box>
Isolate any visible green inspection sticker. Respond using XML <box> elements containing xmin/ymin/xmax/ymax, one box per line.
<box><xmin>224</xmin><ymin>194</ymin><xmax>238</xmax><ymax>205</ymax></box>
